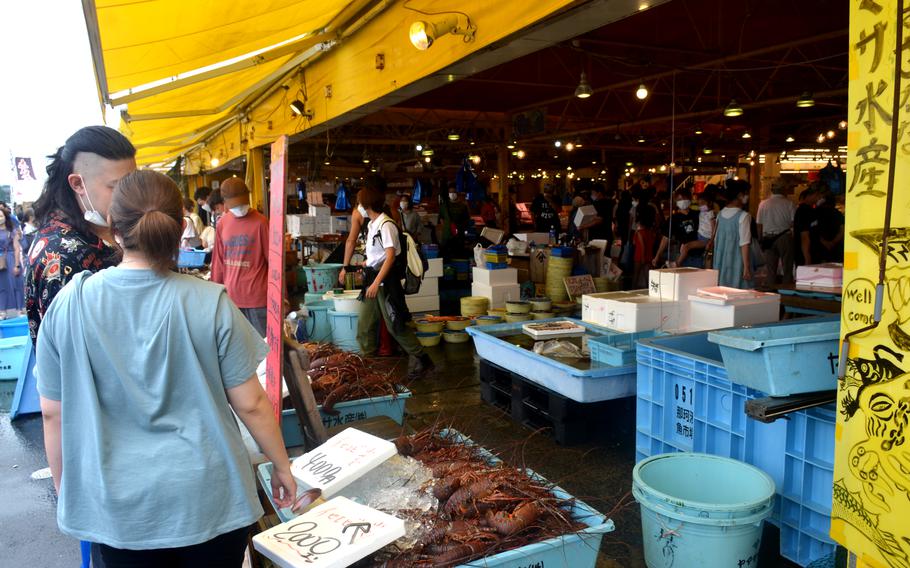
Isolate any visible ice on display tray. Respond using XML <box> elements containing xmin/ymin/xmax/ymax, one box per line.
<box><xmin>522</xmin><ymin>320</ymin><xmax>587</xmax><ymax>339</ymax></box>
<box><xmin>290</xmin><ymin>428</ymin><xmax>397</xmax><ymax>497</ymax></box>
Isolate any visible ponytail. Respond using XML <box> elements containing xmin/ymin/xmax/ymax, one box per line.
<box><xmin>110</xmin><ymin>171</ymin><xmax>183</xmax><ymax>274</ymax></box>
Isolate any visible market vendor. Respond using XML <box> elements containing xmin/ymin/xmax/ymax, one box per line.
<box><xmin>355</xmin><ymin>184</ymin><xmax>435</xmax><ymax>380</ymax></box>
<box><xmin>37</xmin><ymin>170</ymin><xmax>295</xmax><ymax>567</ymax></box>
<box><xmin>210</xmin><ymin>179</ymin><xmax>269</xmax><ymax>336</ymax></box>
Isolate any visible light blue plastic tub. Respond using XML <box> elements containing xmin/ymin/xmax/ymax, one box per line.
<box><xmin>279</xmin><ymin>388</ymin><xmax>412</xmax><ymax>447</ymax></box>
<box><xmin>634</xmin><ymin>453</ymin><xmax>775</xmax><ymax>568</ymax></box>
<box><xmin>0</xmin><ymin>315</ymin><xmax>29</xmax><ymax>338</ymax></box>
<box><xmin>589</xmin><ymin>329</ymin><xmax>663</xmax><ymax>366</ymax></box>
<box><xmin>327</xmin><ymin>309</ymin><xmax>360</xmax><ymax>353</ymax></box>
<box><xmin>257</xmin><ymin>428</ymin><xmax>613</xmax><ymax>567</ymax></box>
<box><xmin>304</xmin><ymin>291</ymin><xmax>327</xmax><ymax>304</ymax></box>
<box><xmin>466</xmin><ymin>318</ymin><xmax>636</xmax><ymax>402</ymax></box>
<box><xmin>301</xmin><ymin>263</ymin><xmax>343</xmax><ymax>294</ymax></box>
<box><xmin>708</xmin><ymin>320</ymin><xmax>840</xmax><ymax>396</ymax></box>
<box><xmin>299</xmin><ymin>300</ymin><xmax>333</xmax><ymax>343</ymax></box>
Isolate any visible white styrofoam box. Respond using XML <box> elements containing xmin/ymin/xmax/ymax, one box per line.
<box><xmin>309</xmin><ymin>203</ymin><xmax>332</xmax><ymax>217</ymax></box>
<box><xmin>514</xmin><ymin>232</ymin><xmax>551</xmax><ymax>244</ymax></box>
<box><xmin>413</xmin><ymin>276</ymin><xmax>439</xmax><ymax>297</ymax></box>
<box><xmin>472</xmin><ymin>282</ymin><xmax>522</xmax><ymax>309</ymax></box>
<box><xmin>330</xmin><ymin>215</ymin><xmax>350</xmax><ymax>233</ymax></box>
<box><xmin>602</xmin><ymin>297</ymin><xmax>682</xmax><ymax>333</ymax></box>
<box><xmin>480</xmin><ymin>226</ymin><xmax>505</xmax><ymax>244</ymax></box>
<box><xmin>688</xmin><ymin>288</ymin><xmax>781</xmax><ymax>330</ymax></box>
<box><xmin>581</xmin><ymin>289</ymin><xmax>648</xmax><ymax>325</ymax></box>
<box><xmin>315</xmin><ymin>218</ymin><xmax>331</xmax><ymax>234</ymax></box>
<box><xmin>649</xmin><ymin>268</ymin><xmax>718</xmax><ymax>301</ymax></box>
<box><xmin>425</xmin><ymin>257</ymin><xmax>443</xmax><ymax>278</ymax></box>
<box><xmin>253</xmin><ymin>497</ymin><xmax>405</xmax><ymax>568</ymax></box>
<box><xmin>287</xmin><ymin>215</ymin><xmax>316</xmax><ymax>236</ymax></box>
<box><xmin>796</xmin><ymin>263</ymin><xmax>843</xmax><ymax>283</ymax></box>
<box><xmin>472</xmin><ymin>267</ymin><xmax>518</xmax><ymax>286</ymax></box>
<box><xmin>796</xmin><ymin>279</ymin><xmax>842</xmax><ymax>289</ymax></box>
<box><xmin>406</xmin><ymin>295</ymin><xmax>440</xmax><ymax>313</ymax></box>
<box><xmin>573</xmin><ymin>205</ymin><xmax>598</xmax><ymax>228</ymax></box>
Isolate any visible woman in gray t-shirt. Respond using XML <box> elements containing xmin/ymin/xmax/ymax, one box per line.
<box><xmin>37</xmin><ymin>170</ymin><xmax>296</xmax><ymax>566</ymax></box>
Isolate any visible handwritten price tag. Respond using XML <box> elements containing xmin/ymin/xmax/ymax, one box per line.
<box><xmin>290</xmin><ymin>428</ymin><xmax>397</xmax><ymax>497</ymax></box>
<box><xmin>253</xmin><ymin>497</ymin><xmax>405</xmax><ymax>568</ymax></box>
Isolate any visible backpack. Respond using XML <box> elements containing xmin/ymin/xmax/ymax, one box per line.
<box><xmin>377</xmin><ymin>220</ymin><xmax>428</xmax><ymax>294</ymax></box>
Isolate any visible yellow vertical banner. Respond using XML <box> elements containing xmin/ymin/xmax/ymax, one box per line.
<box><xmin>834</xmin><ymin>1</ymin><xmax>910</xmax><ymax>566</ymax></box>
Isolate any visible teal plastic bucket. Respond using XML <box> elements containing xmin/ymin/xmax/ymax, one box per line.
<box><xmin>304</xmin><ymin>291</ymin><xmax>326</xmax><ymax>304</ymax></box>
<box><xmin>301</xmin><ymin>300</ymin><xmax>333</xmax><ymax>343</ymax></box>
<box><xmin>328</xmin><ymin>309</ymin><xmax>360</xmax><ymax>353</ymax></box>
<box><xmin>301</xmin><ymin>263</ymin><xmax>343</xmax><ymax>294</ymax></box>
<box><xmin>0</xmin><ymin>316</ymin><xmax>29</xmax><ymax>338</ymax></box>
<box><xmin>633</xmin><ymin>453</ymin><xmax>775</xmax><ymax>568</ymax></box>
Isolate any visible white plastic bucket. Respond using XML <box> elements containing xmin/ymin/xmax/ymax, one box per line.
<box><xmin>323</xmin><ymin>291</ymin><xmax>363</xmax><ymax>314</ymax></box>
<box><xmin>633</xmin><ymin>453</ymin><xmax>775</xmax><ymax>568</ymax></box>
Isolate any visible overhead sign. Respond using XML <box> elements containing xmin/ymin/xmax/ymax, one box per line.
<box><xmin>266</xmin><ymin>135</ymin><xmax>289</xmax><ymax>420</ymax></box>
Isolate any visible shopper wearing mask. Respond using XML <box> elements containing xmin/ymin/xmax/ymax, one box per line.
<box><xmin>756</xmin><ymin>178</ymin><xmax>797</xmax><ymax>287</ymax></box>
<box><xmin>713</xmin><ymin>184</ymin><xmax>754</xmax><ymax>288</ymax></box>
<box><xmin>38</xmin><ymin>170</ymin><xmax>295</xmax><ymax>568</ymax></box>
<box><xmin>194</xmin><ymin>186</ymin><xmax>212</xmax><ymax>227</ymax></box>
<box><xmin>355</xmin><ymin>186</ymin><xmax>435</xmax><ymax>379</ymax></box>
<box><xmin>653</xmin><ymin>188</ymin><xmax>700</xmax><ymax>268</ymax></box>
<box><xmin>27</xmin><ymin>125</ymin><xmax>136</xmax><ymax>344</ymax></box>
<box><xmin>210</xmin><ymin>179</ymin><xmax>269</xmax><ymax>336</ymax></box>
<box><xmin>399</xmin><ymin>194</ymin><xmax>422</xmax><ymax>237</ymax></box>
<box><xmin>677</xmin><ymin>188</ymin><xmax>716</xmax><ymax>268</ymax></box>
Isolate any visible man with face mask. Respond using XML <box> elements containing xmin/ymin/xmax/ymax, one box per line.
<box><xmin>652</xmin><ymin>188</ymin><xmax>700</xmax><ymax>268</ymax></box>
<box><xmin>210</xmin><ymin>178</ymin><xmax>269</xmax><ymax>337</ymax></box>
<box><xmin>27</xmin><ymin>126</ymin><xmax>136</xmax><ymax>344</ymax></box>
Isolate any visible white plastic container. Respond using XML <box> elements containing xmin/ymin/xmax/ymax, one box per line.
<box><xmin>323</xmin><ymin>290</ymin><xmax>362</xmax><ymax>313</ymax></box>
<box><xmin>581</xmin><ymin>290</ymin><xmax>648</xmax><ymax>326</ymax></box>
<box><xmin>425</xmin><ymin>257</ymin><xmax>444</xmax><ymax>279</ymax></box>
<box><xmin>413</xmin><ymin>276</ymin><xmax>439</xmax><ymax>297</ymax></box>
<box><xmin>688</xmin><ymin>287</ymin><xmax>781</xmax><ymax>330</ymax></box>
<box><xmin>649</xmin><ymin>268</ymin><xmax>718</xmax><ymax>301</ymax></box>
<box><xmin>602</xmin><ymin>297</ymin><xmax>682</xmax><ymax>333</ymax></box>
<box><xmin>795</xmin><ymin>263</ymin><xmax>843</xmax><ymax>285</ymax></box>
<box><xmin>472</xmin><ymin>282</ymin><xmax>521</xmax><ymax>309</ymax></box>
<box><xmin>473</xmin><ymin>267</ymin><xmax>518</xmax><ymax>286</ymax></box>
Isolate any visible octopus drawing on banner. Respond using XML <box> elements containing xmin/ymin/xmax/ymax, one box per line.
<box><xmin>834</xmin><ymin>228</ymin><xmax>910</xmax><ymax>567</ymax></box>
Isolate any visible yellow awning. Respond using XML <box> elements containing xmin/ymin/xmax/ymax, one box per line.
<box><xmin>89</xmin><ymin>0</ymin><xmax>351</xmax><ymax>96</ymax></box>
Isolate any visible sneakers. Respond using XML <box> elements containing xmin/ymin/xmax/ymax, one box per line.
<box><xmin>407</xmin><ymin>353</ymin><xmax>436</xmax><ymax>380</ymax></box>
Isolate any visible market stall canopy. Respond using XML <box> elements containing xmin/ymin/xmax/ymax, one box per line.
<box><xmin>84</xmin><ymin>0</ymin><xmax>373</xmax><ymax>166</ymax></box>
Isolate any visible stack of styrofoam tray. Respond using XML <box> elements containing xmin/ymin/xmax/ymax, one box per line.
<box><xmin>648</xmin><ymin>267</ymin><xmax>718</xmax><ymax>301</ymax></box>
<box><xmin>688</xmin><ymin>286</ymin><xmax>781</xmax><ymax>330</ymax></box>
<box><xmin>522</xmin><ymin>319</ymin><xmax>587</xmax><ymax>339</ymax></box>
<box><xmin>795</xmin><ymin>263</ymin><xmax>843</xmax><ymax>288</ymax></box>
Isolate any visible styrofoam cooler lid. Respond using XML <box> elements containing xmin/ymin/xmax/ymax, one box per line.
<box><xmin>690</xmin><ymin>286</ymin><xmax>780</xmax><ymax>305</ymax></box>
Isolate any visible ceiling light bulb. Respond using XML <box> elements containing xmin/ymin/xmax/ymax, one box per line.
<box><xmin>817</xmin><ymin>133</ymin><xmax>827</xmax><ymax>143</ymax></box>
<box><xmin>796</xmin><ymin>91</ymin><xmax>815</xmax><ymax>108</ymax></box>
<box><xmin>447</xmin><ymin>131</ymin><xmax>460</xmax><ymax>141</ymax></box>
<box><xmin>289</xmin><ymin>100</ymin><xmax>307</xmax><ymax>115</ymax></box>
<box><xmin>470</xmin><ymin>154</ymin><xmax>481</xmax><ymax>165</ymax></box>
<box><xmin>838</xmin><ymin>120</ymin><xmax>848</xmax><ymax>130</ymax></box>
<box><xmin>742</xmin><ymin>131</ymin><xmax>752</xmax><ymax>139</ymax></box>
<box><xmin>424</xmin><ymin>156</ymin><xmax>431</xmax><ymax>163</ymax></box>
<box><xmin>629</xmin><ymin>167</ymin><xmax>636</xmax><ymax>173</ymax></box>
<box><xmin>625</xmin><ymin>161</ymin><xmax>634</xmax><ymax>167</ymax></box>
<box><xmin>324</xmin><ymin>159</ymin><xmax>331</xmax><ymax>166</ymax></box>
<box><xmin>659</xmin><ymin>164</ymin><xmax>667</xmax><ymax>172</ymax></box>
<box><xmin>635</xmin><ymin>83</ymin><xmax>649</xmax><ymax>100</ymax></box>
<box><xmin>210</xmin><ymin>158</ymin><xmax>220</xmax><ymax>167</ymax></box>
<box><xmin>724</xmin><ymin>99</ymin><xmax>743</xmax><ymax>117</ymax></box>
<box><xmin>749</xmin><ymin>160</ymin><xmax>755</xmax><ymax>166</ymax></box>
<box><xmin>749</xmin><ymin>150</ymin><xmax>756</xmax><ymax>158</ymax></box>
<box><xmin>826</xmin><ymin>130</ymin><xmax>836</xmax><ymax>139</ymax></box>
<box><xmin>554</xmin><ymin>140</ymin><xmax>562</xmax><ymax>148</ymax></box>
<box><xmin>703</xmin><ymin>147</ymin><xmax>713</xmax><ymax>155</ymax></box>
<box><xmin>694</xmin><ymin>126</ymin><xmax>703</xmax><ymax>135</ymax></box>
<box><xmin>469</xmin><ymin>140</ymin><xmax>475</xmax><ymax>146</ymax></box>
<box><xmin>565</xmin><ymin>142</ymin><xmax>575</xmax><ymax>152</ymax></box>
<box><xmin>697</xmin><ymin>156</ymin><xmax>703</xmax><ymax>163</ymax></box>
<box><xmin>409</xmin><ymin>21</ymin><xmax>433</xmax><ymax>50</ymax></box>
<box><xmin>575</xmin><ymin>72</ymin><xmax>594</xmax><ymax>99</ymax></box>
<box><xmin>506</xmin><ymin>141</ymin><xmax>516</xmax><ymax>149</ymax></box>
<box><xmin>421</xmin><ymin>146</ymin><xmax>434</xmax><ymax>156</ymax></box>
<box><xmin>785</xmin><ymin>135</ymin><xmax>795</xmax><ymax>143</ymax></box>
<box><xmin>516</xmin><ymin>150</ymin><xmax>526</xmax><ymax>159</ymax></box>
<box><xmin>637</xmin><ymin>135</ymin><xmax>646</xmax><ymax>143</ymax></box>
<box><xmin>416</xmin><ymin>144</ymin><xmax>423</xmax><ymax>151</ymax></box>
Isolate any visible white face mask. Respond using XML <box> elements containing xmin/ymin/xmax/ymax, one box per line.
<box><xmin>75</xmin><ymin>174</ymin><xmax>109</xmax><ymax>227</ymax></box>
<box><xmin>676</xmin><ymin>200</ymin><xmax>691</xmax><ymax>210</ymax></box>
<box><xmin>357</xmin><ymin>204</ymin><xmax>368</xmax><ymax>217</ymax></box>
<box><xmin>449</xmin><ymin>192</ymin><xmax>458</xmax><ymax>201</ymax></box>
<box><xmin>631</xmin><ymin>200</ymin><xmax>639</xmax><ymax>207</ymax></box>
<box><xmin>816</xmin><ymin>197</ymin><xmax>826</xmax><ymax>206</ymax></box>
<box><xmin>400</xmin><ymin>202</ymin><xmax>407</xmax><ymax>211</ymax></box>
<box><xmin>230</xmin><ymin>204</ymin><xmax>250</xmax><ymax>218</ymax></box>
<box><xmin>699</xmin><ymin>204</ymin><xmax>709</xmax><ymax>212</ymax></box>
<box><xmin>201</xmin><ymin>203</ymin><xmax>212</xmax><ymax>213</ymax></box>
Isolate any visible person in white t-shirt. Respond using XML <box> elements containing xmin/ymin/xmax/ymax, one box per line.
<box><xmin>355</xmin><ymin>184</ymin><xmax>434</xmax><ymax>379</ymax></box>
<box><xmin>713</xmin><ymin>183</ymin><xmax>754</xmax><ymax>288</ymax></box>
<box><xmin>756</xmin><ymin>178</ymin><xmax>797</xmax><ymax>287</ymax></box>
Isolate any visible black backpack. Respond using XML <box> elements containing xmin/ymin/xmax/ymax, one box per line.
<box><xmin>376</xmin><ymin>220</ymin><xmax>429</xmax><ymax>294</ymax></box>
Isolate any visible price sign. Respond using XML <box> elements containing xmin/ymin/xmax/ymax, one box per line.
<box><xmin>669</xmin><ymin>378</ymin><xmax>695</xmax><ymax>450</ymax></box>
<box><xmin>253</xmin><ymin>497</ymin><xmax>405</xmax><ymax>568</ymax></box>
<box><xmin>266</xmin><ymin>135</ymin><xmax>289</xmax><ymax>421</ymax></box>
<box><xmin>291</xmin><ymin>428</ymin><xmax>397</xmax><ymax>497</ymax></box>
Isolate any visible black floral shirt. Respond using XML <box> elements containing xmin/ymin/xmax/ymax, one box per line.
<box><xmin>25</xmin><ymin>212</ymin><xmax>118</xmax><ymax>343</ymax></box>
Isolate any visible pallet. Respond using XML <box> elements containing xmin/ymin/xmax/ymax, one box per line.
<box><xmin>479</xmin><ymin>359</ymin><xmax>633</xmax><ymax>445</ymax></box>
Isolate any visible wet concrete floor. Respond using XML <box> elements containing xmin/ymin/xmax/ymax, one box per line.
<box><xmin>0</xmin><ymin>340</ymin><xmax>799</xmax><ymax>567</ymax></box>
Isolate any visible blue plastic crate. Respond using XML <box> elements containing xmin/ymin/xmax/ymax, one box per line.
<box><xmin>177</xmin><ymin>249</ymin><xmax>206</xmax><ymax>268</ymax></box>
<box><xmin>0</xmin><ymin>336</ymin><xmax>32</xmax><ymax>382</ymax></box>
<box><xmin>466</xmin><ymin>318</ymin><xmax>636</xmax><ymax>402</ymax></box>
<box><xmin>422</xmin><ymin>244</ymin><xmax>440</xmax><ymax>258</ymax></box>
<box><xmin>708</xmin><ymin>320</ymin><xmax>840</xmax><ymax>396</ymax></box>
<box><xmin>257</xmin><ymin>429</ymin><xmax>613</xmax><ymax>567</ymax></box>
<box><xmin>589</xmin><ymin>330</ymin><xmax>662</xmax><ymax>366</ymax></box>
<box><xmin>0</xmin><ymin>316</ymin><xmax>29</xmax><ymax>338</ymax></box>
<box><xmin>279</xmin><ymin>388</ymin><xmax>411</xmax><ymax>447</ymax></box>
<box><xmin>485</xmin><ymin>261</ymin><xmax>509</xmax><ymax>269</ymax></box>
<box><xmin>780</xmin><ymin>405</ymin><xmax>837</xmax><ymax>566</ymax></box>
